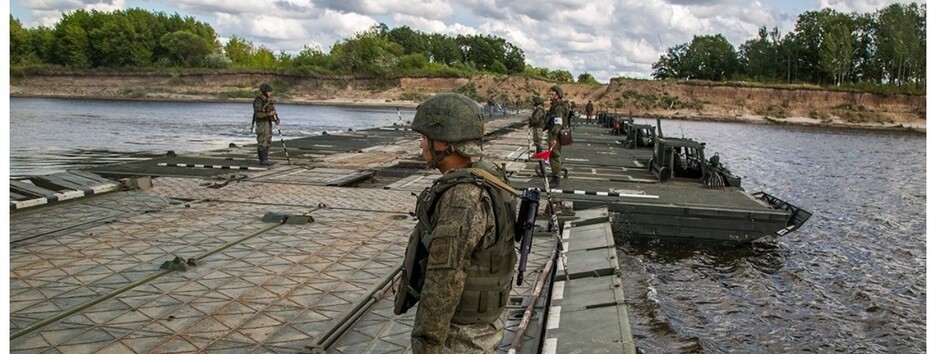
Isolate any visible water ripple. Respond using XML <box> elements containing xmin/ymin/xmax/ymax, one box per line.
<box><xmin>618</xmin><ymin>119</ymin><xmax>924</xmax><ymax>353</ymax></box>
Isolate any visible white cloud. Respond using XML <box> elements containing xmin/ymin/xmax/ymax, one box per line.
<box><xmin>12</xmin><ymin>0</ymin><xmax>921</xmax><ymax>81</ymax></box>
<box><xmin>818</xmin><ymin>0</ymin><xmax>922</xmax><ymax>13</ymax></box>
<box><xmin>395</xmin><ymin>14</ymin><xmax>479</xmax><ymax>37</ymax></box>
<box><xmin>20</xmin><ymin>0</ymin><xmax>126</xmax><ymax>26</ymax></box>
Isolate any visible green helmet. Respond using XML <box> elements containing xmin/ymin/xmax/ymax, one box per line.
<box><xmin>549</xmin><ymin>85</ymin><xmax>564</xmax><ymax>99</ymax></box>
<box><xmin>260</xmin><ymin>83</ymin><xmax>273</xmax><ymax>93</ymax></box>
<box><xmin>412</xmin><ymin>93</ymin><xmax>484</xmax><ymax>157</ymax></box>
<box><xmin>532</xmin><ymin>96</ymin><xmax>544</xmax><ymax>106</ymax></box>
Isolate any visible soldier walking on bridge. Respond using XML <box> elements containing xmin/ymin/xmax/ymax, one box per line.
<box><xmin>394</xmin><ymin>93</ymin><xmax>518</xmax><ymax>353</ymax></box>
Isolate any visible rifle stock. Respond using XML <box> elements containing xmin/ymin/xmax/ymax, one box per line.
<box><xmin>515</xmin><ymin>188</ymin><xmax>541</xmax><ymax>286</ymax></box>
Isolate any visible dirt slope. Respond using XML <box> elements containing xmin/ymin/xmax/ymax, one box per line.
<box><xmin>10</xmin><ymin>72</ymin><xmax>926</xmax><ymax>131</ymax></box>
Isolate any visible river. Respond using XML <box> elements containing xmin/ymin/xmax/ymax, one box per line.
<box><xmin>8</xmin><ymin>98</ymin><xmax>927</xmax><ymax>353</ymax></box>
<box><xmin>9</xmin><ymin>97</ymin><xmax>414</xmax><ymax>177</ymax></box>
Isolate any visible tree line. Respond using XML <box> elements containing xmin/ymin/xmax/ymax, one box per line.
<box><xmin>651</xmin><ymin>3</ymin><xmax>925</xmax><ymax>92</ymax></box>
<box><xmin>10</xmin><ymin>9</ymin><xmax>589</xmax><ymax>83</ymax></box>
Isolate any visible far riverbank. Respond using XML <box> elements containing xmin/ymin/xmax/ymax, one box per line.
<box><xmin>10</xmin><ymin>72</ymin><xmax>926</xmax><ymax>133</ymax></box>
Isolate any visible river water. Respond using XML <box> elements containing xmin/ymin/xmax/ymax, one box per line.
<box><xmin>9</xmin><ymin>97</ymin><xmax>414</xmax><ymax>177</ymax></box>
<box><xmin>8</xmin><ymin>98</ymin><xmax>927</xmax><ymax>353</ymax></box>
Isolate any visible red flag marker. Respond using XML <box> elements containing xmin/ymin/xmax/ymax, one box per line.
<box><xmin>531</xmin><ymin>149</ymin><xmax>551</xmax><ymax>160</ymax></box>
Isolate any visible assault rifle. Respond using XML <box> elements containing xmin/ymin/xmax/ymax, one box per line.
<box><xmin>514</xmin><ymin>188</ymin><xmax>541</xmax><ymax>285</ymax></box>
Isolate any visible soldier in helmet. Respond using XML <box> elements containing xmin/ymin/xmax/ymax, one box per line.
<box><xmin>529</xmin><ymin>96</ymin><xmax>546</xmax><ymax>153</ymax></box>
<box><xmin>253</xmin><ymin>83</ymin><xmax>280</xmax><ymax>165</ymax></box>
<box><xmin>546</xmin><ymin>85</ymin><xmax>570</xmax><ymax>187</ymax></box>
<box><xmin>394</xmin><ymin>93</ymin><xmax>518</xmax><ymax>353</ymax></box>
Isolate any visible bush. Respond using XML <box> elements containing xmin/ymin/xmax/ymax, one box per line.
<box><xmin>203</xmin><ymin>52</ymin><xmax>232</xmax><ymax>69</ymax></box>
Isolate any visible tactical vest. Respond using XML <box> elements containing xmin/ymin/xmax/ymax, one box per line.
<box><xmin>395</xmin><ymin>161</ymin><xmax>518</xmax><ymax>324</ymax></box>
<box><xmin>254</xmin><ymin>96</ymin><xmax>274</xmax><ymax>121</ymax></box>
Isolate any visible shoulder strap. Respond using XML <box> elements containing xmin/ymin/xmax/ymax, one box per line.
<box><xmin>468</xmin><ymin>168</ymin><xmax>520</xmax><ymax>197</ymax></box>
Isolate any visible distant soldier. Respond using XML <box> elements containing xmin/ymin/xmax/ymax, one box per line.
<box><xmin>529</xmin><ymin>96</ymin><xmax>546</xmax><ymax>152</ymax></box>
<box><xmin>586</xmin><ymin>100</ymin><xmax>595</xmax><ymax>121</ymax></box>
<box><xmin>546</xmin><ymin>85</ymin><xmax>569</xmax><ymax>187</ymax></box>
<box><xmin>395</xmin><ymin>93</ymin><xmax>518</xmax><ymax>353</ymax></box>
<box><xmin>253</xmin><ymin>83</ymin><xmax>279</xmax><ymax>165</ymax></box>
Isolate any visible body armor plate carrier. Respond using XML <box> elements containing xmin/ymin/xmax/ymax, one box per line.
<box><xmin>394</xmin><ymin>161</ymin><xmax>519</xmax><ymax>324</ymax></box>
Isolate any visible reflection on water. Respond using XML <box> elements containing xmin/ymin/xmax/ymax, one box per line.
<box><xmin>10</xmin><ymin>97</ymin><xmax>414</xmax><ymax>177</ymax></box>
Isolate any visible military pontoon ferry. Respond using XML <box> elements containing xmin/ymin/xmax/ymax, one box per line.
<box><xmin>10</xmin><ymin>111</ymin><xmax>808</xmax><ymax>353</ymax></box>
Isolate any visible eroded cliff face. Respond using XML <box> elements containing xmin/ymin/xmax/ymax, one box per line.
<box><xmin>590</xmin><ymin>79</ymin><xmax>925</xmax><ymax>124</ymax></box>
<box><xmin>10</xmin><ymin>72</ymin><xmax>925</xmax><ymax>128</ymax></box>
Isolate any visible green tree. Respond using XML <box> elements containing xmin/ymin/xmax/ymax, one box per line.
<box><xmin>458</xmin><ymin>35</ymin><xmax>497</xmax><ymax>70</ymax></box>
<box><xmin>849</xmin><ymin>14</ymin><xmax>878</xmax><ymax>83</ymax></box>
<box><xmin>652</xmin><ymin>43</ymin><xmax>689</xmax><ymax>79</ymax></box>
<box><xmin>250</xmin><ymin>46</ymin><xmax>276</xmax><ymax>68</ymax></box>
<box><xmin>56</xmin><ymin>22</ymin><xmax>91</xmax><ymax>68</ymax></box>
<box><xmin>10</xmin><ymin>16</ymin><xmax>32</xmax><ymax>64</ymax></box>
<box><xmin>427</xmin><ymin>34</ymin><xmax>460</xmax><ymax>65</ymax></box>
<box><xmin>330</xmin><ymin>26</ymin><xmax>403</xmax><ymax>77</ymax></box>
<box><xmin>386</xmin><ymin>25</ymin><xmax>429</xmax><ymax>56</ymax></box>
<box><xmin>89</xmin><ymin>14</ymin><xmax>136</xmax><ymax>67</ymax></box>
<box><xmin>523</xmin><ymin>64</ymin><xmax>551</xmax><ymax>79</ymax></box>
<box><xmin>160</xmin><ymin>30</ymin><xmax>211</xmax><ymax>66</ymax></box>
<box><xmin>28</xmin><ymin>25</ymin><xmax>55</xmax><ymax>64</ymax></box>
<box><xmin>653</xmin><ymin>35</ymin><xmax>738</xmax><ymax>81</ymax></box>
<box><xmin>684</xmin><ymin>34</ymin><xmax>738</xmax><ymax>81</ymax></box>
<box><xmin>502</xmin><ymin>42</ymin><xmax>526</xmax><ymax>74</ymax></box>
<box><xmin>819</xmin><ymin>23</ymin><xmax>853</xmax><ymax>86</ymax></box>
<box><xmin>739</xmin><ymin>27</ymin><xmax>783</xmax><ymax>82</ymax></box>
<box><xmin>875</xmin><ymin>3</ymin><xmax>926</xmax><ymax>86</ymax></box>
<box><xmin>399</xmin><ymin>53</ymin><xmax>429</xmax><ymax>72</ymax></box>
<box><xmin>577</xmin><ymin>72</ymin><xmax>600</xmax><ymax>85</ymax></box>
<box><xmin>548</xmin><ymin>69</ymin><xmax>573</xmax><ymax>82</ymax></box>
<box><xmin>51</xmin><ymin>10</ymin><xmax>94</xmax><ymax>67</ymax></box>
<box><xmin>489</xmin><ymin>60</ymin><xmax>508</xmax><ymax>74</ymax></box>
<box><xmin>224</xmin><ymin>35</ymin><xmax>254</xmax><ymax>66</ymax></box>
<box><xmin>293</xmin><ymin>44</ymin><xmax>329</xmax><ymax>69</ymax></box>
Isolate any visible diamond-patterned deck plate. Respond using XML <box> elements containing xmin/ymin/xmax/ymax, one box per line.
<box><xmin>381</xmin><ymin>174</ymin><xmax>436</xmax><ymax>193</ymax></box>
<box><xmin>10</xmin><ymin>201</ymin><xmax>301</xmax><ymax>334</ymax></box>
<box><xmin>324</xmin><ymin>235</ymin><xmax>559</xmax><ymax>353</ymax></box>
<box><xmin>11</xmin><ymin>191</ymin><xmax>174</xmax><ymax>244</ymax></box>
<box><xmin>148</xmin><ymin>178</ymin><xmax>416</xmax><ymax>213</ymax></box>
<box><xmin>249</xmin><ymin>168</ymin><xmax>371</xmax><ymax>185</ymax></box>
<box><xmin>12</xmin><ymin>207</ymin><xmax>414</xmax><ymax>354</ymax></box>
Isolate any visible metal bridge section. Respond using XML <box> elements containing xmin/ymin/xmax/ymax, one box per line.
<box><xmin>10</xmin><ymin>116</ymin><xmax>631</xmax><ymax>353</ymax></box>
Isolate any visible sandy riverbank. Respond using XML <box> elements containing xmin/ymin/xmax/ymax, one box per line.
<box><xmin>10</xmin><ymin>72</ymin><xmax>926</xmax><ymax>133</ymax></box>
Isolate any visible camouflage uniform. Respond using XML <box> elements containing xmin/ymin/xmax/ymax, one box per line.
<box><xmin>253</xmin><ymin>84</ymin><xmax>278</xmax><ymax>164</ymax></box>
<box><xmin>547</xmin><ymin>86</ymin><xmax>570</xmax><ymax>181</ymax></box>
<box><xmin>529</xmin><ymin>98</ymin><xmax>546</xmax><ymax>152</ymax></box>
<box><xmin>411</xmin><ymin>161</ymin><xmax>515</xmax><ymax>353</ymax></box>
<box><xmin>396</xmin><ymin>93</ymin><xmax>518</xmax><ymax>354</ymax></box>
<box><xmin>253</xmin><ymin>94</ymin><xmax>276</xmax><ymax>149</ymax></box>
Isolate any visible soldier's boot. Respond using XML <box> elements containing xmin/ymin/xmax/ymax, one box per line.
<box><xmin>550</xmin><ymin>176</ymin><xmax>560</xmax><ymax>189</ymax></box>
<box><xmin>258</xmin><ymin>148</ymin><xmax>273</xmax><ymax>166</ymax></box>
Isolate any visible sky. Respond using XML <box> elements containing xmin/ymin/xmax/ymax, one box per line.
<box><xmin>6</xmin><ymin>0</ymin><xmax>928</xmax><ymax>82</ymax></box>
